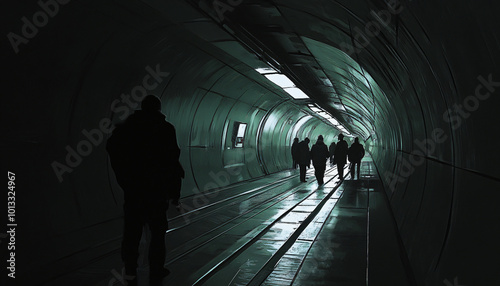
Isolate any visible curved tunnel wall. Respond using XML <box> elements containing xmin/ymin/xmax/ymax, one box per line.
<box><xmin>270</xmin><ymin>2</ymin><xmax>500</xmax><ymax>284</ymax></box>
<box><xmin>3</xmin><ymin>2</ymin><xmax>338</xmax><ymax>283</ymax></box>
<box><xmin>156</xmin><ymin>51</ymin><xmax>336</xmax><ymax>196</ymax></box>
<box><xmin>336</xmin><ymin>3</ymin><xmax>500</xmax><ymax>285</ymax></box>
<box><xmin>3</xmin><ymin>0</ymin><xmax>500</xmax><ymax>285</ymax></box>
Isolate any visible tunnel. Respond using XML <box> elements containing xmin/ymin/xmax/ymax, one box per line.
<box><xmin>2</xmin><ymin>0</ymin><xmax>500</xmax><ymax>285</ymax></box>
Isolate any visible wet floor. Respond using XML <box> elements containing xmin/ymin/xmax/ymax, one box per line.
<box><xmin>51</xmin><ymin>156</ymin><xmax>411</xmax><ymax>286</ymax></box>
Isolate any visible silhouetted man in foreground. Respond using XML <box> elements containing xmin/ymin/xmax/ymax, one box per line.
<box><xmin>310</xmin><ymin>135</ymin><xmax>330</xmax><ymax>185</ymax></box>
<box><xmin>291</xmin><ymin>137</ymin><xmax>299</xmax><ymax>169</ymax></box>
<box><xmin>106</xmin><ymin>95</ymin><xmax>184</xmax><ymax>285</ymax></box>
<box><xmin>348</xmin><ymin>137</ymin><xmax>365</xmax><ymax>180</ymax></box>
<box><xmin>334</xmin><ymin>134</ymin><xmax>349</xmax><ymax>180</ymax></box>
<box><xmin>297</xmin><ymin>137</ymin><xmax>311</xmax><ymax>182</ymax></box>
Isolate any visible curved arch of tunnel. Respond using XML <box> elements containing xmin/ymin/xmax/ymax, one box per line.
<box><xmin>5</xmin><ymin>1</ymin><xmax>500</xmax><ymax>285</ymax></box>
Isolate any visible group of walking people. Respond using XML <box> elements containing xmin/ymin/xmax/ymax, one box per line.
<box><xmin>106</xmin><ymin>95</ymin><xmax>366</xmax><ymax>285</ymax></box>
<box><xmin>291</xmin><ymin>134</ymin><xmax>365</xmax><ymax>184</ymax></box>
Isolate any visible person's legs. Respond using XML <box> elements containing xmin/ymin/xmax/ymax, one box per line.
<box><xmin>122</xmin><ymin>205</ymin><xmax>144</xmax><ymax>277</ymax></box>
<box><xmin>148</xmin><ymin>206</ymin><xmax>169</xmax><ymax>283</ymax></box>
<box><xmin>314</xmin><ymin>165</ymin><xmax>320</xmax><ymax>183</ymax></box>
<box><xmin>357</xmin><ymin>161</ymin><xmax>361</xmax><ymax>179</ymax></box>
<box><xmin>350</xmin><ymin>163</ymin><xmax>355</xmax><ymax>179</ymax></box>
<box><xmin>299</xmin><ymin>164</ymin><xmax>306</xmax><ymax>182</ymax></box>
<box><xmin>337</xmin><ymin>163</ymin><xmax>344</xmax><ymax>180</ymax></box>
<box><xmin>317</xmin><ymin>165</ymin><xmax>325</xmax><ymax>184</ymax></box>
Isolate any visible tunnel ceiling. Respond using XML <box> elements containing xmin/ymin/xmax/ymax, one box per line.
<box><xmin>170</xmin><ymin>0</ymin><xmax>404</xmax><ymax>139</ymax></box>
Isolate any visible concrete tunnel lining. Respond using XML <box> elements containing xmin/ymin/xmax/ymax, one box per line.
<box><xmin>2</xmin><ymin>0</ymin><xmax>500</xmax><ymax>285</ymax></box>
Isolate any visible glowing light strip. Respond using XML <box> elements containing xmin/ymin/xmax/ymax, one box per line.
<box><xmin>307</xmin><ymin>103</ymin><xmax>351</xmax><ymax>135</ymax></box>
<box><xmin>255</xmin><ymin>67</ymin><xmax>276</xmax><ymax>74</ymax></box>
<box><xmin>256</xmin><ymin>68</ymin><xmax>310</xmax><ymax>99</ymax></box>
<box><xmin>283</xmin><ymin>87</ymin><xmax>309</xmax><ymax>99</ymax></box>
<box><xmin>264</xmin><ymin>74</ymin><xmax>295</xmax><ymax>89</ymax></box>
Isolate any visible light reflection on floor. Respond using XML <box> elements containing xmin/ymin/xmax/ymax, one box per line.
<box><xmin>89</xmin><ymin>157</ymin><xmax>409</xmax><ymax>286</ymax></box>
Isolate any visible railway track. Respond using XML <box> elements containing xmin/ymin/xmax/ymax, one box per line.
<box><xmin>163</xmin><ymin>165</ymin><xmax>349</xmax><ymax>285</ymax></box>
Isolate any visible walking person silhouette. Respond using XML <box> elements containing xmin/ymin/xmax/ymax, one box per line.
<box><xmin>333</xmin><ymin>134</ymin><xmax>349</xmax><ymax>181</ymax></box>
<box><xmin>348</xmin><ymin>137</ymin><xmax>365</xmax><ymax>180</ymax></box>
<box><xmin>310</xmin><ymin>135</ymin><xmax>330</xmax><ymax>185</ymax></box>
<box><xmin>328</xmin><ymin>141</ymin><xmax>336</xmax><ymax>167</ymax></box>
<box><xmin>106</xmin><ymin>95</ymin><xmax>184</xmax><ymax>286</ymax></box>
<box><xmin>297</xmin><ymin>138</ymin><xmax>311</xmax><ymax>182</ymax></box>
<box><xmin>291</xmin><ymin>137</ymin><xmax>299</xmax><ymax>169</ymax></box>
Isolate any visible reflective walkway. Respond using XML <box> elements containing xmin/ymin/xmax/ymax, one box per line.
<box><xmin>53</xmin><ymin>156</ymin><xmax>412</xmax><ymax>286</ymax></box>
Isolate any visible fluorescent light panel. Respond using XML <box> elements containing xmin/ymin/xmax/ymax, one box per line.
<box><xmin>310</xmin><ymin>107</ymin><xmax>322</xmax><ymax>112</ymax></box>
<box><xmin>257</xmin><ymin>70</ymin><xmax>310</xmax><ymax>99</ymax></box>
<box><xmin>264</xmin><ymin>74</ymin><xmax>295</xmax><ymax>88</ymax></box>
<box><xmin>328</xmin><ymin>118</ymin><xmax>339</xmax><ymax>125</ymax></box>
<box><xmin>308</xmin><ymin>103</ymin><xmax>351</xmax><ymax>134</ymax></box>
<box><xmin>284</xmin><ymin>87</ymin><xmax>309</xmax><ymax>99</ymax></box>
<box><xmin>255</xmin><ymin>67</ymin><xmax>276</xmax><ymax>74</ymax></box>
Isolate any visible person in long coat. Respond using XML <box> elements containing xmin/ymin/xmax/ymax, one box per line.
<box><xmin>328</xmin><ymin>141</ymin><xmax>336</xmax><ymax>167</ymax></box>
<box><xmin>348</xmin><ymin>137</ymin><xmax>365</xmax><ymax>180</ymax></box>
<box><xmin>291</xmin><ymin>137</ymin><xmax>299</xmax><ymax>169</ymax></box>
<box><xmin>106</xmin><ymin>95</ymin><xmax>184</xmax><ymax>285</ymax></box>
<box><xmin>296</xmin><ymin>137</ymin><xmax>311</xmax><ymax>182</ymax></box>
<box><xmin>311</xmin><ymin>135</ymin><xmax>330</xmax><ymax>184</ymax></box>
<box><xmin>334</xmin><ymin>134</ymin><xmax>349</xmax><ymax>180</ymax></box>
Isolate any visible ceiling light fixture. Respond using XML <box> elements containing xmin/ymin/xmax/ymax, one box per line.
<box><xmin>256</xmin><ymin>68</ymin><xmax>310</xmax><ymax>100</ymax></box>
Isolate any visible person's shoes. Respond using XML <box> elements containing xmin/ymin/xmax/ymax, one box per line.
<box><xmin>150</xmin><ymin>268</ymin><xmax>170</xmax><ymax>285</ymax></box>
<box><xmin>126</xmin><ymin>277</ymin><xmax>137</xmax><ymax>286</ymax></box>
<box><xmin>121</xmin><ymin>267</ymin><xmax>137</xmax><ymax>286</ymax></box>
